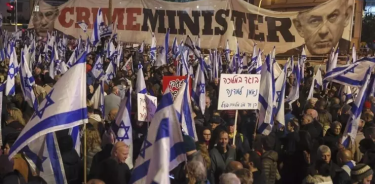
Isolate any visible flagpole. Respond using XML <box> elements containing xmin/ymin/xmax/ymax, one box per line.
<box><xmin>108</xmin><ymin>0</ymin><xmax>112</xmax><ymax>24</ymax></box>
<box><xmin>84</xmin><ymin>121</ymin><xmax>87</xmax><ymax>183</ymax></box>
<box><xmin>232</xmin><ymin>110</ymin><xmax>238</xmax><ymax>145</ymax></box>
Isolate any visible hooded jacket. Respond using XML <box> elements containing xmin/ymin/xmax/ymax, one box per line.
<box><xmin>261</xmin><ymin>150</ymin><xmax>279</xmax><ymax>184</ymax></box>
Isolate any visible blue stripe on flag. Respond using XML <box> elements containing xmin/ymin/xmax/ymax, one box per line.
<box><xmin>155</xmin><ymin>118</ymin><xmax>170</xmax><ymax>141</ymax></box>
<box><xmin>170</xmin><ymin>142</ymin><xmax>185</xmax><ymax>162</ymax></box>
<box><xmin>156</xmin><ymin>93</ymin><xmax>173</xmax><ymax>112</ymax></box>
<box><xmin>46</xmin><ymin>133</ymin><xmax>65</xmax><ymax>184</ymax></box>
<box><xmin>129</xmin><ymin>160</ymin><xmax>151</xmax><ymax>183</ymax></box>
<box><xmin>10</xmin><ymin>108</ymin><xmax>88</xmax><ymax>155</ymax></box>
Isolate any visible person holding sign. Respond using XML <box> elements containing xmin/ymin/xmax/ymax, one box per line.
<box><xmin>227</xmin><ymin>119</ymin><xmax>251</xmax><ymax>160</ymax></box>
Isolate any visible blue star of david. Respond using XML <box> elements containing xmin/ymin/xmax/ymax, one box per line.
<box><xmin>198</xmin><ymin>83</ymin><xmax>205</xmax><ymax>93</ymax></box>
<box><xmin>139</xmin><ymin>138</ymin><xmax>152</xmax><ymax>159</ymax></box>
<box><xmin>33</xmin><ymin>89</ymin><xmax>55</xmax><ymax>119</ymax></box>
<box><xmin>96</xmin><ymin>63</ymin><xmax>103</xmax><ymax>70</ymax></box>
<box><xmin>8</xmin><ymin>63</ymin><xmax>15</xmax><ymax>79</ymax></box>
<box><xmin>22</xmin><ymin>146</ymin><xmax>47</xmax><ymax>172</ymax></box>
<box><xmin>107</xmin><ymin>72</ymin><xmax>114</xmax><ymax>81</ymax></box>
<box><xmin>343</xmin><ymin>67</ymin><xmax>355</xmax><ymax>75</ymax></box>
<box><xmin>276</xmin><ymin>91</ymin><xmax>282</xmax><ymax>103</ymax></box>
<box><xmin>116</xmin><ymin>121</ymin><xmax>130</xmax><ymax>142</ymax></box>
<box><xmin>23</xmin><ymin>76</ymin><xmax>33</xmax><ymax>89</ymax></box>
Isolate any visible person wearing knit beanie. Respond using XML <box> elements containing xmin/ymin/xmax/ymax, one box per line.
<box><xmin>351</xmin><ymin>163</ymin><xmax>373</xmax><ymax>184</ymax></box>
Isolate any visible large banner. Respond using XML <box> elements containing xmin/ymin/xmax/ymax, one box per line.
<box><xmin>30</xmin><ymin>0</ymin><xmax>354</xmax><ymax>56</ymax></box>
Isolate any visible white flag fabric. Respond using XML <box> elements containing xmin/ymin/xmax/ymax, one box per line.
<box><xmin>69</xmin><ymin>126</ymin><xmax>81</xmax><ymax>157</ymax></box>
<box><xmin>92</xmin><ymin>55</ymin><xmax>104</xmax><ymax>79</ymax></box>
<box><xmin>274</xmin><ymin>61</ymin><xmax>288</xmax><ymax>126</ymax></box>
<box><xmin>150</xmin><ymin>33</ymin><xmax>157</xmax><ymax>62</ymax></box>
<box><xmin>9</xmin><ymin>51</ymin><xmax>88</xmax><ymax>159</ymax></box>
<box><xmin>77</xmin><ymin>21</ymin><xmax>88</xmax><ymax>32</ymax></box>
<box><xmin>5</xmin><ymin>43</ymin><xmax>17</xmax><ymax>96</ymax></box>
<box><xmin>103</xmin><ymin>60</ymin><xmax>117</xmax><ymax>84</ymax></box>
<box><xmin>114</xmin><ymin>88</ymin><xmax>133</xmax><ymax>169</ymax></box>
<box><xmin>91</xmin><ymin>8</ymin><xmax>104</xmax><ymax>46</ymax></box>
<box><xmin>285</xmin><ymin>57</ymin><xmax>301</xmax><ymax>104</ymax></box>
<box><xmin>129</xmin><ymin>89</ymin><xmax>186</xmax><ymax>184</ymax></box>
<box><xmin>20</xmin><ymin>50</ymin><xmax>38</xmax><ymax>110</ymax></box>
<box><xmin>136</xmin><ymin>63</ymin><xmax>147</xmax><ymax>94</ymax></box>
<box><xmin>258</xmin><ymin>55</ymin><xmax>275</xmax><ymax>135</ymax></box>
<box><xmin>342</xmin><ymin>68</ymin><xmax>372</xmax><ymax>148</ymax></box>
<box><xmin>155</xmin><ymin>29</ymin><xmax>169</xmax><ymax>67</ymax></box>
<box><xmin>324</xmin><ymin>58</ymin><xmax>375</xmax><ymax>87</ymax></box>
<box><xmin>192</xmin><ymin>59</ymin><xmax>206</xmax><ymax>115</ymax></box>
<box><xmin>173</xmin><ymin>78</ymin><xmax>197</xmax><ymax>141</ymax></box>
<box><xmin>23</xmin><ymin>133</ymin><xmax>67</xmax><ymax>184</ymax></box>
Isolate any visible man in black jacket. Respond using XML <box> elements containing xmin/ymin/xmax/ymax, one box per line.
<box><xmin>209</xmin><ymin>130</ymin><xmax>236</xmax><ymax>184</ymax></box>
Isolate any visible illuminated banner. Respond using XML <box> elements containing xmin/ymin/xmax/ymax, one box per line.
<box><xmin>30</xmin><ymin>0</ymin><xmax>354</xmax><ymax>56</ymax></box>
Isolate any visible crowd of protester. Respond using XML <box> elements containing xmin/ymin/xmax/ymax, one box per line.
<box><xmin>0</xmin><ymin>36</ymin><xmax>375</xmax><ymax>184</ymax></box>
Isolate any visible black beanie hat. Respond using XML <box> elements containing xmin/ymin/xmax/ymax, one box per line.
<box><xmin>183</xmin><ymin>135</ymin><xmax>196</xmax><ymax>153</ymax></box>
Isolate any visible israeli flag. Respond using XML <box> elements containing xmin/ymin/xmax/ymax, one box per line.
<box><xmin>85</xmin><ymin>37</ymin><xmax>92</xmax><ymax>54</ymax></box>
<box><xmin>90</xmin><ymin>80</ymin><xmax>105</xmax><ymax>118</ymax></box>
<box><xmin>225</xmin><ymin>39</ymin><xmax>230</xmax><ymax>64</ymax></box>
<box><xmin>107</xmin><ymin>41</ymin><xmax>117</xmax><ymax>59</ymax></box>
<box><xmin>129</xmin><ymin>89</ymin><xmax>186</xmax><ymax>184</ymax></box>
<box><xmin>49</xmin><ymin>44</ymin><xmax>59</xmax><ymax>79</ymax></box>
<box><xmin>59</xmin><ymin>61</ymin><xmax>68</xmax><ymax>75</ymax></box>
<box><xmin>255</xmin><ymin>49</ymin><xmax>262</xmax><ymax>74</ymax></box>
<box><xmin>136</xmin><ymin>63</ymin><xmax>147</xmax><ymax>94</ymax></box>
<box><xmin>20</xmin><ymin>50</ymin><xmax>38</xmax><ymax>111</ymax></box>
<box><xmin>273</xmin><ymin>58</ymin><xmax>282</xmax><ymax>79</ymax></box>
<box><xmin>274</xmin><ymin>60</ymin><xmax>288</xmax><ymax>126</ymax></box>
<box><xmin>370</xmin><ymin>76</ymin><xmax>375</xmax><ymax>97</ymax></box>
<box><xmin>92</xmin><ymin>55</ymin><xmax>104</xmax><ymax>79</ymax></box>
<box><xmin>103</xmin><ymin>60</ymin><xmax>117</xmax><ymax>84</ymax></box>
<box><xmin>341</xmin><ymin>86</ymin><xmax>354</xmax><ymax>104</ymax></box>
<box><xmin>150</xmin><ymin>33</ymin><xmax>157</xmax><ymax>62</ymax></box>
<box><xmin>286</xmin><ymin>57</ymin><xmax>301</xmax><ymax>104</ymax></box>
<box><xmin>91</xmin><ymin>8</ymin><xmax>104</xmax><ymax>46</ymax></box>
<box><xmin>172</xmin><ymin>37</ymin><xmax>180</xmax><ymax>58</ymax></box>
<box><xmin>181</xmin><ymin>48</ymin><xmax>189</xmax><ymax>76</ymax></box>
<box><xmin>307</xmin><ymin>66</ymin><xmax>323</xmax><ymax>100</ymax></box>
<box><xmin>9</xmin><ymin>51</ymin><xmax>88</xmax><ymax>161</ymax></box>
<box><xmin>342</xmin><ymin>68</ymin><xmax>372</xmax><ymax>148</ymax></box>
<box><xmin>23</xmin><ymin>133</ymin><xmax>67</xmax><ymax>184</ymax></box>
<box><xmin>69</xmin><ymin>126</ymin><xmax>81</xmax><ymax>156</ymax></box>
<box><xmin>67</xmin><ymin>47</ymin><xmax>79</xmax><ymax>68</ymax></box>
<box><xmin>155</xmin><ymin>29</ymin><xmax>169</xmax><ymax>67</ymax></box>
<box><xmin>212</xmin><ymin>49</ymin><xmax>219</xmax><ymax>79</ymax></box>
<box><xmin>0</xmin><ymin>48</ymin><xmax>6</xmax><ymax>62</ymax></box>
<box><xmin>235</xmin><ymin>42</ymin><xmax>243</xmax><ymax>74</ymax></box>
<box><xmin>5</xmin><ymin>42</ymin><xmax>17</xmax><ymax>96</ymax></box>
<box><xmin>324</xmin><ymin>58</ymin><xmax>375</xmax><ymax>87</ymax></box>
<box><xmin>258</xmin><ymin>55</ymin><xmax>275</xmax><ymax>135</ymax></box>
<box><xmin>139</xmin><ymin>41</ymin><xmax>144</xmax><ymax>53</ymax></box>
<box><xmin>115</xmin><ymin>45</ymin><xmax>123</xmax><ymax>68</ymax></box>
<box><xmin>174</xmin><ymin>78</ymin><xmax>197</xmax><ymax>141</ymax></box>
<box><xmin>77</xmin><ymin>21</ymin><xmax>88</xmax><ymax>32</ymax></box>
<box><xmin>113</xmin><ymin>87</ymin><xmax>133</xmax><ymax>168</ymax></box>
<box><xmin>192</xmin><ymin>58</ymin><xmax>206</xmax><ymax>115</ymax></box>
<box><xmin>327</xmin><ymin>48</ymin><xmax>339</xmax><ymax>73</ymax></box>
